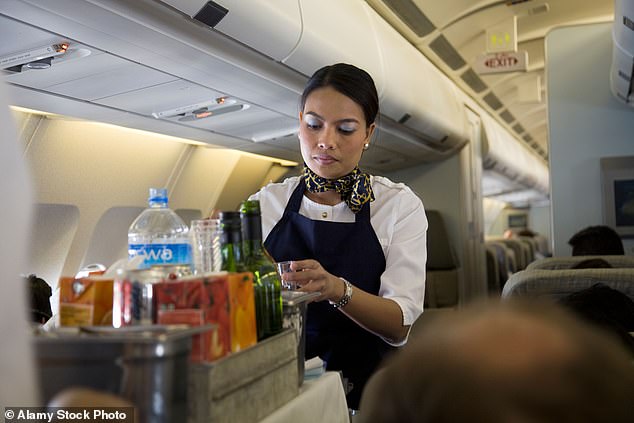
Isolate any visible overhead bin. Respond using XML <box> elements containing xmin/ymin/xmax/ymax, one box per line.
<box><xmin>481</xmin><ymin>115</ymin><xmax>549</xmax><ymax>194</ymax></box>
<box><xmin>366</xmin><ymin>7</ymin><xmax>469</xmax><ymax>153</ymax></box>
<box><xmin>160</xmin><ymin>0</ymin><xmax>467</xmax><ymax>162</ymax></box>
<box><xmin>2</xmin><ymin>0</ymin><xmax>468</xmax><ymax>168</ymax></box>
<box><xmin>610</xmin><ymin>0</ymin><xmax>634</xmax><ymax>106</ymax></box>
<box><xmin>281</xmin><ymin>0</ymin><xmax>385</xmax><ymax>88</ymax></box>
<box><xmin>157</xmin><ymin>0</ymin><xmax>302</xmax><ymax>62</ymax></box>
<box><xmin>280</xmin><ymin>0</ymin><xmax>467</xmax><ymax>156</ymax></box>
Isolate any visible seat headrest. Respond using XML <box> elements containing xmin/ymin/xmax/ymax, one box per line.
<box><xmin>426</xmin><ymin>210</ymin><xmax>458</xmax><ymax>270</ymax></box>
<box><xmin>502</xmin><ymin>268</ymin><xmax>634</xmax><ymax>302</ymax></box>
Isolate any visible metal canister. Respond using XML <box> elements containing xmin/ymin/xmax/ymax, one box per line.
<box><xmin>113</xmin><ymin>268</ymin><xmax>164</xmax><ymax>327</ymax></box>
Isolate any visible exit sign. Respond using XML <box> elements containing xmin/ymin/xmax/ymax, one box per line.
<box><xmin>474</xmin><ymin>51</ymin><xmax>528</xmax><ymax>74</ymax></box>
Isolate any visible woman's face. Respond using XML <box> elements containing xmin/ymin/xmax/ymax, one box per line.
<box><xmin>299</xmin><ymin>86</ymin><xmax>375</xmax><ymax>179</ymax></box>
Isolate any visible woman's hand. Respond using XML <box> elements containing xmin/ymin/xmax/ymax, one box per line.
<box><xmin>279</xmin><ymin>259</ymin><xmax>409</xmax><ymax>343</ymax></box>
<box><xmin>280</xmin><ymin>259</ymin><xmax>345</xmax><ymax>303</ymax></box>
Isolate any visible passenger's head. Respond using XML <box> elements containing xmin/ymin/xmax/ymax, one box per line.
<box><xmin>299</xmin><ymin>63</ymin><xmax>378</xmax><ymax>179</ymax></box>
<box><xmin>518</xmin><ymin>229</ymin><xmax>536</xmax><ymax>238</ymax></box>
<box><xmin>26</xmin><ymin>274</ymin><xmax>52</xmax><ymax>324</ymax></box>
<box><xmin>570</xmin><ymin>258</ymin><xmax>612</xmax><ymax>269</ymax></box>
<box><xmin>359</xmin><ymin>300</ymin><xmax>634</xmax><ymax>423</ymax></box>
<box><xmin>568</xmin><ymin>225</ymin><xmax>624</xmax><ymax>255</ymax></box>
<box><xmin>558</xmin><ymin>283</ymin><xmax>634</xmax><ymax>355</ymax></box>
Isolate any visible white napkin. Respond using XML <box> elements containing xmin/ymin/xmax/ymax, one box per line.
<box><xmin>304</xmin><ymin>357</ymin><xmax>326</xmax><ymax>379</ymax></box>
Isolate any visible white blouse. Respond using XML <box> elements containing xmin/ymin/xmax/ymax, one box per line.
<box><xmin>250</xmin><ymin>175</ymin><xmax>427</xmax><ymax>345</ymax></box>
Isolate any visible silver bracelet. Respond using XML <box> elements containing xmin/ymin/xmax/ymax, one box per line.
<box><xmin>330</xmin><ymin>278</ymin><xmax>353</xmax><ymax>309</ymax></box>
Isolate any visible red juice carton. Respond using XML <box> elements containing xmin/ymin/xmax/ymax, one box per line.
<box><xmin>155</xmin><ymin>272</ymin><xmax>256</xmax><ymax>362</ymax></box>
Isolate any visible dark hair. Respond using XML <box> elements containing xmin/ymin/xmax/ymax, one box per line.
<box><xmin>300</xmin><ymin>63</ymin><xmax>379</xmax><ymax>127</ymax></box>
<box><xmin>568</xmin><ymin>225</ymin><xmax>624</xmax><ymax>256</ymax></box>
<box><xmin>558</xmin><ymin>283</ymin><xmax>634</xmax><ymax>355</ymax></box>
<box><xmin>517</xmin><ymin>229</ymin><xmax>536</xmax><ymax>237</ymax></box>
<box><xmin>26</xmin><ymin>274</ymin><xmax>52</xmax><ymax>323</ymax></box>
<box><xmin>359</xmin><ymin>300</ymin><xmax>634</xmax><ymax>423</ymax></box>
<box><xmin>570</xmin><ymin>258</ymin><xmax>612</xmax><ymax>269</ymax></box>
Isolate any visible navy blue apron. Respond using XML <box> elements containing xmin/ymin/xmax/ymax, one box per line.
<box><xmin>264</xmin><ymin>180</ymin><xmax>393</xmax><ymax>409</ymax></box>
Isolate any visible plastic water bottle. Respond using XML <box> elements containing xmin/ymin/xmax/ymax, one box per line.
<box><xmin>128</xmin><ymin>188</ymin><xmax>192</xmax><ymax>269</ymax></box>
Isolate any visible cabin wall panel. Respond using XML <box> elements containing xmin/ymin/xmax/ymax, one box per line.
<box><xmin>214</xmin><ymin>155</ymin><xmax>280</xmax><ymax>212</ymax></box>
<box><xmin>528</xmin><ymin>205</ymin><xmax>551</xmax><ymax>251</ymax></box>
<box><xmin>15</xmin><ymin>110</ymin><xmax>295</xmax><ymax>283</ymax></box>
<box><xmin>547</xmin><ymin>23</ymin><xmax>634</xmax><ymax>255</ymax></box>
<box><xmin>22</xmin><ymin>117</ymin><xmax>190</xmax><ymax>277</ymax></box>
<box><xmin>27</xmin><ymin>203</ymin><xmax>79</xmax><ymax>290</ymax></box>
<box><xmin>169</xmin><ymin>147</ymin><xmax>241</xmax><ymax>217</ymax></box>
<box><xmin>386</xmin><ymin>156</ymin><xmax>466</xmax><ymax>300</ymax></box>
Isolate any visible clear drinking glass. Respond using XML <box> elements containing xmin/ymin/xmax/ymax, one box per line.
<box><xmin>190</xmin><ymin>219</ymin><xmax>221</xmax><ymax>275</ymax></box>
<box><xmin>276</xmin><ymin>261</ymin><xmax>297</xmax><ymax>290</ymax></box>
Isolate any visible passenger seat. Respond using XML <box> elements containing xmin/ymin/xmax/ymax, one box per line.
<box><xmin>424</xmin><ymin>210</ymin><xmax>459</xmax><ymax>308</ymax></box>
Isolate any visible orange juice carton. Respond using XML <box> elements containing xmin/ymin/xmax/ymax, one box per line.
<box><xmin>155</xmin><ymin>272</ymin><xmax>257</xmax><ymax>362</ymax></box>
<box><xmin>59</xmin><ymin>276</ymin><xmax>114</xmax><ymax>326</ymax></box>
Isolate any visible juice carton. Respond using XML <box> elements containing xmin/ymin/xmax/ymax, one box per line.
<box><xmin>58</xmin><ymin>276</ymin><xmax>114</xmax><ymax>326</ymax></box>
<box><xmin>155</xmin><ymin>272</ymin><xmax>257</xmax><ymax>362</ymax></box>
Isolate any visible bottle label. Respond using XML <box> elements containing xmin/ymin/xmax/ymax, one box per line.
<box><xmin>129</xmin><ymin>243</ymin><xmax>192</xmax><ymax>269</ymax></box>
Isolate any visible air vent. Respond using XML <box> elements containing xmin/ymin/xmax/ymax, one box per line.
<box><xmin>398</xmin><ymin>113</ymin><xmax>411</xmax><ymax>124</ymax></box>
<box><xmin>528</xmin><ymin>3</ymin><xmax>550</xmax><ymax>16</ymax></box>
<box><xmin>460</xmin><ymin>68</ymin><xmax>487</xmax><ymax>93</ymax></box>
<box><xmin>383</xmin><ymin>0</ymin><xmax>436</xmax><ymax>37</ymax></box>
<box><xmin>523</xmin><ymin>133</ymin><xmax>533</xmax><ymax>143</ymax></box>
<box><xmin>194</xmin><ymin>1</ymin><xmax>229</xmax><ymax>28</ymax></box>
<box><xmin>499</xmin><ymin>109</ymin><xmax>515</xmax><ymax>123</ymax></box>
<box><xmin>483</xmin><ymin>92</ymin><xmax>503</xmax><ymax>110</ymax></box>
<box><xmin>513</xmin><ymin>123</ymin><xmax>525</xmax><ymax>134</ymax></box>
<box><xmin>531</xmin><ymin>142</ymin><xmax>539</xmax><ymax>149</ymax></box>
<box><xmin>429</xmin><ymin>35</ymin><xmax>466</xmax><ymax>70</ymax></box>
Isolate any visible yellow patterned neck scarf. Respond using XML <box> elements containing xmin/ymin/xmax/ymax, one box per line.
<box><xmin>302</xmin><ymin>165</ymin><xmax>374</xmax><ymax>213</ymax></box>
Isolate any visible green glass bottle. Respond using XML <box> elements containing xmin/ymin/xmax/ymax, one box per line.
<box><xmin>240</xmin><ymin>199</ymin><xmax>283</xmax><ymax>340</ymax></box>
<box><xmin>218</xmin><ymin>211</ymin><xmax>245</xmax><ymax>273</ymax></box>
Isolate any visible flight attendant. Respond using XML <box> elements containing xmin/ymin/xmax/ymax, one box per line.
<box><xmin>250</xmin><ymin>63</ymin><xmax>427</xmax><ymax>409</ymax></box>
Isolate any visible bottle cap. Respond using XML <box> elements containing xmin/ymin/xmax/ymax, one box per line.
<box><xmin>219</xmin><ymin>211</ymin><xmax>241</xmax><ymax>229</ymax></box>
<box><xmin>149</xmin><ymin>188</ymin><xmax>168</xmax><ymax>204</ymax></box>
<box><xmin>240</xmin><ymin>199</ymin><xmax>261</xmax><ymax>215</ymax></box>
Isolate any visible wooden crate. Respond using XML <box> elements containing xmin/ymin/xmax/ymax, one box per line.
<box><xmin>188</xmin><ymin>328</ymin><xmax>299</xmax><ymax>423</ymax></box>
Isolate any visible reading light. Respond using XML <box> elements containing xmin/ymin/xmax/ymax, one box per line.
<box><xmin>24</xmin><ymin>57</ymin><xmax>53</xmax><ymax>70</ymax></box>
<box><xmin>1</xmin><ymin>42</ymin><xmax>70</xmax><ymax>72</ymax></box>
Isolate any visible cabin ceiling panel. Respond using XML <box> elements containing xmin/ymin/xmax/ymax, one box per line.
<box><xmin>96</xmin><ymin>80</ymin><xmax>227</xmax><ymax>117</ymax></box>
<box><xmin>6</xmin><ymin>51</ymin><xmax>115</xmax><ymax>89</ymax></box>
<box><xmin>233</xmin><ymin>141</ymin><xmax>302</xmax><ymax>165</ymax></box>
<box><xmin>39</xmin><ymin>61</ymin><xmax>177</xmax><ymax>101</ymax></box>
<box><xmin>367</xmin><ymin>0</ymin><xmax>615</xmax><ymax>170</ymax></box>
<box><xmin>206</xmin><ymin>112</ymin><xmax>298</xmax><ymax>142</ymax></box>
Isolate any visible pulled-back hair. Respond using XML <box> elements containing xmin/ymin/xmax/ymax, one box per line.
<box><xmin>300</xmin><ymin>63</ymin><xmax>379</xmax><ymax>127</ymax></box>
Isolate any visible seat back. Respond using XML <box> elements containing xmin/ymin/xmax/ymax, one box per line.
<box><xmin>502</xmin><ymin>268</ymin><xmax>634</xmax><ymax>302</ymax></box>
<box><xmin>425</xmin><ymin>210</ymin><xmax>459</xmax><ymax>307</ymax></box>
<box><xmin>526</xmin><ymin>255</ymin><xmax>634</xmax><ymax>270</ymax></box>
<box><xmin>485</xmin><ymin>245</ymin><xmax>501</xmax><ymax>294</ymax></box>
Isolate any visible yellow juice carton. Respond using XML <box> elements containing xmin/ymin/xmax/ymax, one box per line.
<box><xmin>59</xmin><ymin>276</ymin><xmax>114</xmax><ymax>326</ymax></box>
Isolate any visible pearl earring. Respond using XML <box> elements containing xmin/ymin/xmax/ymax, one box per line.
<box><xmin>363</xmin><ymin>143</ymin><xmax>369</xmax><ymax>150</ymax></box>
